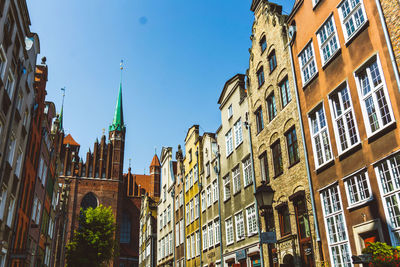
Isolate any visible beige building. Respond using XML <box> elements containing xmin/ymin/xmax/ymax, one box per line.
<box><xmin>199</xmin><ymin>132</ymin><xmax>221</xmax><ymax>267</ymax></box>
<box><xmin>139</xmin><ymin>194</ymin><xmax>158</xmax><ymax>267</ymax></box>
<box><xmin>247</xmin><ymin>1</ymin><xmax>321</xmax><ymax>266</ymax></box>
<box><xmin>157</xmin><ymin>147</ymin><xmax>177</xmax><ymax>267</ymax></box>
<box><xmin>217</xmin><ymin>74</ymin><xmax>261</xmax><ymax>267</ymax></box>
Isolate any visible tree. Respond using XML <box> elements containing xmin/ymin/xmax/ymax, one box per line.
<box><xmin>66</xmin><ymin>205</ymin><xmax>118</xmax><ymax>267</ymax></box>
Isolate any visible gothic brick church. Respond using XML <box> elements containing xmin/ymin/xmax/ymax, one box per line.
<box><xmin>57</xmin><ymin>80</ymin><xmax>160</xmax><ymax>267</ymax></box>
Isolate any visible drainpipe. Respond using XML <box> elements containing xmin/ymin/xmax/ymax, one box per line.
<box><xmin>244</xmin><ymin>120</ymin><xmax>265</xmax><ymax>267</ymax></box>
<box><xmin>214</xmin><ymin>149</ymin><xmax>224</xmax><ymax>267</ymax></box>
<box><xmin>374</xmin><ymin>0</ymin><xmax>400</xmax><ymax>91</ymax></box>
<box><xmin>196</xmin><ymin>148</ymin><xmax>202</xmax><ymax>267</ymax></box>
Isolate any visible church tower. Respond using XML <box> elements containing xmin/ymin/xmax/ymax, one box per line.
<box><xmin>150</xmin><ymin>154</ymin><xmax>161</xmax><ymax>197</ymax></box>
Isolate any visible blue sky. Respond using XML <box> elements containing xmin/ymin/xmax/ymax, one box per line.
<box><xmin>27</xmin><ymin>0</ymin><xmax>295</xmax><ymax>174</ymax></box>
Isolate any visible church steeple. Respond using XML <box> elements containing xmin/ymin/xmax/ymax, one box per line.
<box><xmin>109</xmin><ymin>61</ymin><xmax>125</xmax><ymax>132</ymax></box>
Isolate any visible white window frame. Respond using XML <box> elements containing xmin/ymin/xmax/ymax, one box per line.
<box><xmin>214</xmin><ymin>218</ymin><xmax>220</xmax><ymax>245</ymax></box>
<box><xmin>186</xmin><ymin>236</ymin><xmax>191</xmax><ymax>259</ymax></box>
<box><xmin>234</xmin><ymin>118</ymin><xmax>243</xmax><ymax>148</ymax></box>
<box><xmin>328</xmin><ymin>82</ymin><xmax>360</xmax><ymax>154</ymax></box>
<box><xmin>308</xmin><ymin>104</ymin><xmax>334</xmax><ymax>169</ymax></box>
<box><xmin>208</xmin><ymin>222</ymin><xmax>214</xmax><ymax>247</ymax></box>
<box><xmin>6</xmin><ymin>195</ymin><xmax>15</xmax><ymax>227</ymax></box>
<box><xmin>190</xmin><ymin>199</ymin><xmax>194</xmax><ymax>222</ymax></box>
<box><xmin>14</xmin><ymin>148</ymin><xmax>23</xmax><ymax>178</ymax></box>
<box><xmin>186</xmin><ymin>203</ymin><xmax>190</xmax><ymax>226</ymax></box>
<box><xmin>0</xmin><ymin>187</ymin><xmax>7</xmax><ymax>221</ymax></box>
<box><xmin>232</xmin><ymin>166</ymin><xmax>241</xmax><ymax>194</ymax></box>
<box><xmin>316</xmin><ymin>14</ymin><xmax>340</xmax><ymax>66</ymax></box>
<box><xmin>180</xmin><ymin>220</ymin><xmax>184</xmax><ymax>245</ymax></box>
<box><xmin>206</xmin><ymin>186</ymin><xmax>212</xmax><ymax>208</ymax></box>
<box><xmin>5</xmin><ymin>71</ymin><xmax>15</xmax><ymax>98</ymax></box>
<box><xmin>344</xmin><ymin>169</ymin><xmax>373</xmax><ymax>208</ymax></box>
<box><xmin>320</xmin><ymin>184</ymin><xmax>352</xmax><ymax>267</ymax></box>
<box><xmin>196</xmin><ymin>230</ymin><xmax>200</xmax><ymax>256</ymax></box>
<box><xmin>354</xmin><ymin>55</ymin><xmax>394</xmax><ymax>138</ymax></box>
<box><xmin>202</xmin><ymin>225</ymin><xmax>208</xmax><ymax>251</ymax></box>
<box><xmin>246</xmin><ymin>204</ymin><xmax>258</xmax><ymax>236</ymax></box>
<box><xmin>223</xmin><ymin>175</ymin><xmax>231</xmax><ymax>201</ymax></box>
<box><xmin>337</xmin><ymin>0</ymin><xmax>368</xmax><ymax>42</ymax></box>
<box><xmin>176</xmin><ymin>223</ymin><xmax>180</xmax><ymax>247</ymax></box>
<box><xmin>0</xmin><ymin>45</ymin><xmax>7</xmax><ymax>79</ymax></box>
<box><xmin>313</xmin><ymin>0</ymin><xmax>322</xmax><ymax>7</ymax></box>
<box><xmin>225</xmin><ymin>217</ymin><xmax>234</xmax><ymax>246</ymax></box>
<box><xmin>234</xmin><ymin>211</ymin><xmax>245</xmax><ymax>241</ymax></box>
<box><xmin>242</xmin><ymin>157</ymin><xmax>253</xmax><ymax>188</ymax></box>
<box><xmin>298</xmin><ymin>40</ymin><xmax>318</xmax><ymax>87</ymax></box>
<box><xmin>212</xmin><ymin>180</ymin><xmax>218</xmax><ymax>203</ymax></box>
<box><xmin>195</xmin><ymin>194</ymin><xmax>199</xmax><ymax>219</ymax></box>
<box><xmin>7</xmin><ymin>134</ymin><xmax>16</xmax><ymax>165</ymax></box>
<box><xmin>201</xmin><ymin>191</ymin><xmax>206</xmax><ymax>212</ymax></box>
<box><xmin>225</xmin><ymin>129</ymin><xmax>234</xmax><ymax>156</ymax></box>
<box><xmin>228</xmin><ymin>104</ymin><xmax>233</xmax><ymax>119</ymax></box>
<box><xmin>191</xmin><ymin>234</ymin><xmax>195</xmax><ymax>259</ymax></box>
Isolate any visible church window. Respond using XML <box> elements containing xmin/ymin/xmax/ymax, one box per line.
<box><xmin>120</xmin><ymin>213</ymin><xmax>131</xmax><ymax>243</ymax></box>
<box><xmin>81</xmin><ymin>192</ymin><xmax>98</xmax><ymax>211</ymax></box>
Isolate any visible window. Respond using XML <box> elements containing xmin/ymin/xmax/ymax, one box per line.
<box><xmin>255</xmin><ymin>107</ymin><xmax>264</xmax><ymax>134</ymax></box>
<box><xmin>257</xmin><ymin>67</ymin><xmax>265</xmax><ymax>87</ymax></box>
<box><xmin>214</xmin><ymin>218</ymin><xmax>220</xmax><ymax>244</ymax></box>
<box><xmin>225</xmin><ymin>129</ymin><xmax>233</xmax><ymax>156</ymax></box>
<box><xmin>278</xmin><ymin>205</ymin><xmax>291</xmax><ymax>237</ymax></box>
<box><xmin>120</xmin><ymin>213</ymin><xmax>131</xmax><ymax>243</ymax></box>
<box><xmin>321</xmin><ymin>185</ymin><xmax>352</xmax><ymax>266</ymax></box>
<box><xmin>176</xmin><ymin>196</ymin><xmax>179</xmax><ymax>211</ymax></box>
<box><xmin>259</xmin><ymin>152</ymin><xmax>270</xmax><ymax>183</ymax></box>
<box><xmin>268</xmin><ymin>50</ymin><xmax>277</xmax><ymax>72</ymax></box>
<box><xmin>317</xmin><ymin>15</ymin><xmax>340</xmax><ymax>65</ymax></box>
<box><xmin>14</xmin><ymin>148</ymin><xmax>23</xmax><ymax>178</ymax></box>
<box><xmin>286</xmin><ymin>128</ymin><xmax>300</xmax><ymax>166</ymax></box>
<box><xmin>5</xmin><ymin>71</ymin><xmax>14</xmax><ymax>97</ymax></box>
<box><xmin>0</xmin><ymin>188</ymin><xmax>7</xmax><ymax>220</ymax></box>
<box><xmin>176</xmin><ymin>223</ymin><xmax>180</xmax><ymax>247</ymax></box>
<box><xmin>201</xmin><ymin>191</ymin><xmax>206</xmax><ymax>212</ymax></box>
<box><xmin>6</xmin><ymin>195</ymin><xmax>15</xmax><ymax>227</ymax></box>
<box><xmin>280</xmin><ymin>77</ymin><xmax>292</xmax><ymax>108</ymax></box>
<box><xmin>355</xmin><ymin>57</ymin><xmax>393</xmax><ymax>136</ymax></box>
<box><xmin>329</xmin><ymin>84</ymin><xmax>359</xmax><ymax>153</ymax></box>
<box><xmin>195</xmin><ymin>195</ymin><xmax>199</xmax><ymax>219</ymax></box>
<box><xmin>271</xmin><ymin>140</ymin><xmax>283</xmax><ymax>177</ymax></box>
<box><xmin>235</xmin><ymin>212</ymin><xmax>245</xmax><ymax>241</ymax></box>
<box><xmin>206</xmin><ymin>162</ymin><xmax>210</xmax><ymax>177</ymax></box>
<box><xmin>260</xmin><ymin>36</ymin><xmax>267</xmax><ymax>53</ymax></box>
<box><xmin>160</xmin><ymin>211</ymin><xmax>163</xmax><ymax>228</ymax></box>
<box><xmin>180</xmin><ymin>191</ymin><xmax>183</xmax><ymax>207</ymax></box>
<box><xmin>180</xmin><ymin>220</ymin><xmax>184</xmax><ymax>244</ymax></box>
<box><xmin>0</xmin><ymin>46</ymin><xmax>6</xmax><ymax>79</ymax></box>
<box><xmin>242</xmin><ymin>157</ymin><xmax>252</xmax><ymax>187</ymax></box>
<box><xmin>189</xmin><ymin>170</ymin><xmax>193</xmax><ymax>188</ymax></box>
<box><xmin>267</xmin><ymin>93</ymin><xmax>277</xmax><ymax>122</ymax></box>
<box><xmin>232</xmin><ymin>166</ymin><xmax>241</xmax><ymax>194</ymax></box>
<box><xmin>309</xmin><ymin>106</ymin><xmax>333</xmax><ymax>168</ymax></box>
<box><xmin>190</xmin><ymin>199</ymin><xmax>194</xmax><ymax>222</ymax></box>
<box><xmin>186</xmin><ymin>203</ymin><xmax>190</xmax><ymax>225</ymax></box>
<box><xmin>375</xmin><ymin>153</ymin><xmax>400</xmax><ymax>245</ymax></box>
<box><xmin>225</xmin><ymin>217</ymin><xmax>234</xmax><ymax>245</ymax></box>
<box><xmin>246</xmin><ymin>205</ymin><xmax>258</xmax><ymax>236</ymax></box>
<box><xmin>189</xmin><ymin>149</ymin><xmax>192</xmax><ymax>163</ymax></box>
<box><xmin>16</xmin><ymin>93</ymin><xmax>23</xmax><ymax>112</ymax></box>
<box><xmin>185</xmin><ymin>175</ymin><xmax>188</xmax><ymax>192</ymax></box>
<box><xmin>7</xmin><ymin>135</ymin><xmax>16</xmax><ymax>165</ymax></box>
<box><xmin>223</xmin><ymin>176</ymin><xmax>231</xmax><ymax>201</ymax></box>
<box><xmin>313</xmin><ymin>0</ymin><xmax>321</xmax><ymax>7</ymax></box>
<box><xmin>344</xmin><ymin>170</ymin><xmax>372</xmax><ymax>207</ymax></box>
<box><xmin>206</xmin><ymin>222</ymin><xmax>213</xmax><ymax>248</ymax></box>
<box><xmin>202</xmin><ymin>225</ymin><xmax>208</xmax><ymax>250</ymax></box>
<box><xmin>207</xmin><ymin>186</ymin><xmax>212</xmax><ymax>208</ymax></box>
<box><xmin>338</xmin><ymin>0</ymin><xmax>367</xmax><ymax>41</ymax></box>
<box><xmin>194</xmin><ymin>164</ymin><xmax>198</xmax><ymax>183</ymax></box>
<box><xmin>234</xmin><ymin>118</ymin><xmax>243</xmax><ymax>148</ymax></box>
<box><xmin>196</xmin><ymin>230</ymin><xmax>200</xmax><ymax>256</ymax></box>
<box><xmin>212</xmin><ymin>180</ymin><xmax>218</xmax><ymax>203</ymax></box>
<box><xmin>228</xmin><ymin>104</ymin><xmax>233</xmax><ymax>119</ymax></box>
<box><xmin>187</xmin><ymin>237</ymin><xmax>191</xmax><ymax>259</ymax></box>
<box><xmin>169</xmin><ymin>233</ymin><xmax>173</xmax><ymax>255</ymax></box>
<box><xmin>294</xmin><ymin>198</ymin><xmax>311</xmax><ymax>240</ymax></box>
<box><xmin>167</xmin><ymin>205</ymin><xmax>171</xmax><ymax>222</ymax></box>
<box><xmin>298</xmin><ymin>41</ymin><xmax>318</xmax><ymax>86</ymax></box>
<box><xmin>191</xmin><ymin>234</ymin><xmax>195</xmax><ymax>259</ymax></box>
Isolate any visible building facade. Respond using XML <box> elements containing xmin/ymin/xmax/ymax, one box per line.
<box><xmin>0</xmin><ymin>0</ymin><xmax>40</xmax><ymax>264</ymax></box>
<box><xmin>157</xmin><ymin>147</ymin><xmax>177</xmax><ymax>267</ymax></box>
<box><xmin>288</xmin><ymin>0</ymin><xmax>400</xmax><ymax>266</ymax></box>
<box><xmin>217</xmin><ymin>74</ymin><xmax>260</xmax><ymax>267</ymax></box>
<box><xmin>379</xmin><ymin>0</ymin><xmax>400</xmax><ymax>70</ymax></box>
<box><xmin>248</xmin><ymin>1</ymin><xmax>322</xmax><ymax>266</ymax></box>
<box><xmin>139</xmin><ymin>194</ymin><xmax>158</xmax><ymax>267</ymax></box>
<box><xmin>174</xmin><ymin>145</ymin><xmax>185</xmax><ymax>267</ymax></box>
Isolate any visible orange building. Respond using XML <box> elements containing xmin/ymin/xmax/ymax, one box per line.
<box><xmin>288</xmin><ymin>0</ymin><xmax>400</xmax><ymax>266</ymax></box>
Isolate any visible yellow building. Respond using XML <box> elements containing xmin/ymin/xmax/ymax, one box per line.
<box><xmin>139</xmin><ymin>194</ymin><xmax>158</xmax><ymax>267</ymax></box>
<box><xmin>184</xmin><ymin>125</ymin><xmax>203</xmax><ymax>267</ymax></box>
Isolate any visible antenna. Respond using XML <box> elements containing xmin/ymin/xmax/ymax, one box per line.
<box><xmin>61</xmin><ymin>87</ymin><xmax>66</xmax><ymax>107</ymax></box>
<box><xmin>120</xmin><ymin>60</ymin><xmax>124</xmax><ymax>84</ymax></box>
<box><xmin>129</xmin><ymin>158</ymin><xmax>132</xmax><ymax>169</ymax></box>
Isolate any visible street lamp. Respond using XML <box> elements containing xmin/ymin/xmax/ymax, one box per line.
<box><xmin>254</xmin><ymin>180</ymin><xmax>275</xmax><ymax>209</ymax></box>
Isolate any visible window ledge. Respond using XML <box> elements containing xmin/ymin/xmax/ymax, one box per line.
<box><xmin>258</xmin><ymin>81</ymin><xmax>265</xmax><ymax>89</ymax></box>
<box><xmin>288</xmin><ymin>160</ymin><xmax>300</xmax><ymax>169</ymax></box>
<box><xmin>233</xmin><ymin>190</ymin><xmax>241</xmax><ymax>197</ymax></box>
<box><xmin>312</xmin><ymin>0</ymin><xmax>323</xmax><ymax>10</ymax></box>
<box><xmin>321</xmin><ymin>48</ymin><xmax>342</xmax><ymax>70</ymax></box>
<box><xmin>269</xmin><ymin>67</ymin><xmax>277</xmax><ymax>75</ymax></box>
<box><xmin>367</xmin><ymin>121</ymin><xmax>397</xmax><ymax>143</ymax></box>
<box><xmin>347</xmin><ymin>197</ymin><xmax>374</xmax><ymax>210</ymax></box>
<box><xmin>302</xmin><ymin>72</ymin><xmax>319</xmax><ymax>89</ymax></box>
<box><xmin>235</xmin><ymin>141</ymin><xmax>243</xmax><ymax>150</ymax></box>
<box><xmin>227</xmin><ymin>242</ymin><xmax>234</xmax><ymax>246</ymax></box>
<box><xmin>345</xmin><ymin>20</ymin><xmax>369</xmax><ymax>47</ymax></box>
<box><xmin>224</xmin><ymin>197</ymin><xmax>231</xmax><ymax>203</ymax></box>
<box><xmin>338</xmin><ymin>143</ymin><xmax>362</xmax><ymax>161</ymax></box>
<box><xmin>273</xmin><ymin>172</ymin><xmax>283</xmax><ymax>179</ymax></box>
<box><xmin>244</xmin><ymin>182</ymin><xmax>253</xmax><ymax>189</ymax></box>
<box><xmin>248</xmin><ymin>232</ymin><xmax>258</xmax><ymax>238</ymax></box>
<box><xmin>315</xmin><ymin>158</ymin><xmax>335</xmax><ymax>174</ymax></box>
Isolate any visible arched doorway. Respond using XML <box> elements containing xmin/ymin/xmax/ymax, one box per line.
<box><xmin>281</xmin><ymin>254</ymin><xmax>294</xmax><ymax>267</ymax></box>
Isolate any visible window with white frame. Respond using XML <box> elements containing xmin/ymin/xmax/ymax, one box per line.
<box><xmin>246</xmin><ymin>205</ymin><xmax>258</xmax><ymax>236</ymax></box>
<box><xmin>317</xmin><ymin>15</ymin><xmax>340</xmax><ymax>65</ymax></box>
<box><xmin>185</xmin><ymin>175</ymin><xmax>189</xmax><ymax>192</ymax></box>
<box><xmin>5</xmin><ymin>71</ymin><xmax>15</xmax><ymax>97</ymax></box>
<box><xmin>329</xmin><ymin>84</ymin><xmax>359</xmax><ymax>153</ymax></box>
<box><xmin>375</xmin><ymin>153</ymin><xmax>400</xmax><ymax>245</ymax></box>
<box><xmin>191</xmin><ymin>234</ymin><xmax>195</xmax><ymax>259</ymax></box>
<box><xmin>190</xmin><ymin>199</ymin><xmax>194</xmax><ymax>222</ymax></box>
<box><xmin>186</xmin><ymin>237</ymin><xmax>191</xmax><ymax>259</ymax></box>
<box><xmin>0</xmin><ymin>187</ymin><xmax>7</xmax><ymax>220</ymax></box>
<box><xmin>6</xmin><ymin>195</ymin><xmax>15</xmax><ymax>227</ymax></box>
<box><xmin>207</xmin><ymin>185</ymin><xmax>212</xmax><ymax>208</ymax></box>
<box><xmin>214</xmin><ymin>218</ymin><xmax>220</xmax><ymax>245</ymax></box>
<box><xmin>16</xmin><ymin>93</ymin><xmax>23</xmax><ymax>112</ymax></box>
<box><xmin>196</xmin><ymin>230</ymin><xmax>200</xmax><ymax>256</ymax></box>
<box><xmin>312</xmin><ymin>0</ymin><xmax>321</xmax><ymax>7</ymax></box>
<box><xmin>189</xmin><ymin>170</ymin><xmax>193</xmax><ymax>188</ymax></box>
<box><xmin>309</xmin><ymin>105</ymin><xmax>333</xmax><ymax>168</ymax></box>
<box><xmin>180</xmin><ymin>191</ymin><xmax>183</xmax><ymax>207</ymax></box>
<box><xmin>225</xmin><ymin>217</ymin><xmax>234</xmax><ymax>245</ymax></box>
<box><xmin>232</xmin><ymin>166</ymin><xmax>241</xmax><ymax>194</ymax></box>
<box><xmin>14</xmin><ymin>148</ymin><xmax>23</xmax><ymax>178</ymax></box>
<box><xmin>320</xmin><ymin>184</ymin><xmax>352</xmax><ymax>266</ymax></box>
<box><xmin>176</xmin><ymin>196</ymin><xmax>179</xmax><ymax>211</ymax></box>
<box><xmin>7</xmin><ymin>134</ymin><xmax>16</xmax><ymax>165</ymax></box>
<box><xmin>235</xmin><ymin>211</ymin><xmax>245</xmax><ymax>241</ymax></box>
<box><xmin>355</xmin><ymin>57</ymin><xmax>394</xmax><ymax>136</ymax></box>
<box><xmin>223</xmin><ymin>175</ymin><xmax>231</xmax><ymax>201</ymax></box>
<box><xmin>338</xmin><ymin>0</ymin><xmax>367</xmax><ymax>41</ymax></box>
<box><xmin>169</xmin><ymin>232</ymin><xmax>173</xmax><ymax>255</ymax></box>
<box><xmin>176</xmin><ymin>223</ymin><xmax>180</xmax><ymax>246</ymax></box>
<box><xmin>167</xmin><ymin>205</ymin><xmax>171</xmax><ymax>223</ymax></box>
<box><xmin>212</xmin><ymin>180</ymin><xmax>218</xmax><ymax>203</ymax></box>
<box><xmin>194</xmin><ymin>164</ymin><xmax>198</xmax><ymax>183</ymax></box>
<box><xmin>228</xmin><ymin>104</ymin><xmax>233</xmax><ymax>119</ymax></box>
<box><xmin>186</xmin><ymin>203</ymin><xmax>190</xmax><ymax>225</ymax></box>
<box><xmin>202</xmin><ymin>225</ymin><xmax>208</xmax><ymax>250</ymax></box>
<box><xmin>201</xmin><ymin>191</ymin><xmax>206</xmax><ymax>212</ymax></box>
<box><xmin>234</xmin><ymin>118</ymin><xmax>243</xmax><ymax>148</ymax></box>
<box><xmin>243</xmin><ymin>157</ymin><xmax>253</xmax><ymax>187</ymax></box>
<box><xmin>344</xmin><ymin>170</ymin><xmax>372</xmax><ymax>207</ymax></box>
<box><xmin>298</xmin><ymin>41</ymin><xmax>318</xmax><ymax>86</ymax></box>
<box><xmin>180</xmin><ymin>220</ymin><xmax>184</xmax><ymax>244</ymax></box>
<box><xmin>195</xmin><ymin>194</ymin><xmax>199</xmax><ymax>219</ymax></box>
<box><xmin>208</xmin><ymin>222</ymin><xmax>214</xmax><ymax>247</ymax></box>
<box><xmin>0</xmin><ymin>46</ymin><xmax>7</xmax><ymax>79</ymax></box>
<box><xmin>225</xmin><ymin>129</ymin><xmax>234</xmax><ymax>156</ymax></box>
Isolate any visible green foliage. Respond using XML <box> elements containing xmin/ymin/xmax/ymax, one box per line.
<box><xmin>66</xmin><ymin>205</ymin><xmax>118</xmax><ymax>267</ymax></box>
<box><xmin>362</xmin><ymin>242</ymin><xmax>400</xmax><ymax>267</ymax></box>
<box><xmin>362</xmin><ymin>242</ymin><xmax>395</xmax><ymax>257</ymax></box>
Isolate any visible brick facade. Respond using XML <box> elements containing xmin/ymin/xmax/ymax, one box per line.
<box><xmin>380</xmin><ymin>0</ymin><xmax>400</xmax><ymax>70</ymax></box>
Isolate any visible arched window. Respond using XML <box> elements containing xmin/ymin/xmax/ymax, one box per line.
<box><xmin>81</xmin><ymin>192</ymin><xmax>98</xmax><ymax>211</ymax></box>
<box><xmin>120</xmin><ymin>213</ymin><xmax>131</xmax><ymax>243</ymax></box>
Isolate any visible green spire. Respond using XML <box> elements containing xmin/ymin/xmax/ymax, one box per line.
<box><xmin>60</xmin><ymin>87</ymin><xmax>65</xmax><ymax>131</ymax></box>
<box><xmin>109</xmin><ymin>82</ymin><xmax>125</xmax><ymax>132</ymax></box>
